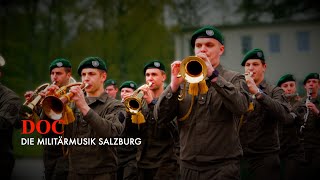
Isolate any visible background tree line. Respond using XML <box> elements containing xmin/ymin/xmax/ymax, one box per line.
<box><xmin>1</xmin><ymin>0</ymin><xmax>318</xmax><ymax>98</ymax></box>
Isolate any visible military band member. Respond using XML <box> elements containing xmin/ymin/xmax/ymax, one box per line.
<box><xmin>117</xmin><ymin>81</ymin><xmax>139</xmax><ymax>180</ymax></box>
<box><xmin>68</xmin><ymin>57</ymin><xmax>126</xmax><ymax>180</ymax></box>
<box><xmin>155</xmin><ymin>26</ymin><xmax>250</xmax><ymax>180</ymax></box>
<box><xmin>0</xmin><ymin>55</ymin><xmax>21</xmax><ymax>179</ymax></box>
<box><xmin>239</xmin><ymin>48</ymin><xmax>289</xmax><ymax>180</ymax></box>
<box><xmin>295</xmin><ymin>73</ymin><xmax>320</xmax><ymax>180</ymax></box>
<box><xmin>277</xmin><ymin>74</ymin><xmax>305</xmax><ymax>180</ymax></box>
<box><xmin>24</xmin><ymin>58</ymin><xmax>74</xmax><ymax>180</ymax></box>
<box><xmin>133</xmin><ymin>60</ymin><xmax>179</xmax><ymax>180</ymax></box>
<box><xmin>105</xmin><ymin>79</ymin><xmax>118</xmax><ymax>99</ymax></box>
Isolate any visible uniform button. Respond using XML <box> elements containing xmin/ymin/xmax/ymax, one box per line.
<box><xmin>166</xmin><ymin>92</ymin><xmax>172</xmax><ymax>99</ymax></box>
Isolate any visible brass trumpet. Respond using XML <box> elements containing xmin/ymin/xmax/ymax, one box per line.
<box><xmin>42</xmin><ymin>82</ymin><xmax>88</xmax><ymax>120</ymax></box>
<box><xmin>20</xmin><ymin>82</ymin><xmax>53</xmax><ymax>119</ymax></box>
<box><xmin>124</xmin><ymin>82</ymin><xmax>152</xmax><ymax>114</ymax></box>
<box><xmin>177</xmin><ymin>56</ymin><xmax>208</xmax><ymax>100</ymax></box>
<box><xmin>177</xmin><ymin>56</ymin><xmax>207</xmax><ymax>83</ymax></box>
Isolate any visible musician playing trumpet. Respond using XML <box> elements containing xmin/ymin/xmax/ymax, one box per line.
<box><xmin>125</xmin><ymin>60</ymin><xmax>179</xmax><ymax>180</ymax></box>
<box><xmin>117</xmin><ymin>81</ymin><xmax>139</xmax><ymax>180</ymax></box>
<box><xmin>23</xmin><ymin>58</ymin><xmax>75</xmax><ymax>180</ymax></box>
<box><xmin>295</xmin><ymin>73</ymin><xmax>320</xmax><ymax>180</ymax></box>
<box><xmin>155</xmin><ymin>26</ymin><xmax>249</xmax><ymax>180</ymax></box>
<box><xmin>239</xmin><ymin>48</ymin><xmax>289</xmax><ymax>180</ymax></box>
<box><xmin>67</xmin><ymin>57</ymin><xmax>126</xmax><ymax>179</ymax></box>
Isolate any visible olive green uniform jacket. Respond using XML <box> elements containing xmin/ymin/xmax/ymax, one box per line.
<box><xmin>136</xmin><ymin>102</ymin><xmax>178</xmax><ymax>169</ymax></box>
<box><xmin>0</xmin><ymin>83</ymin><xmax>21</xmax><ymax>177</ymax></box>
<box><xmin>69</xmin><ymin>92</ymin><xmax>126</xmax><ymax>174</ymax></box>
<box><xmin>239</xmin><ymin>80</ymin><xmax>289</xmax><ymax>155</ymax></box>
<box><xmin>296</xmin><ymin>96</ymin><xmax>320</xmax><ymax>149</ymax></box>
<box><xmin>279</xmin><ymin>94</ymin><xmax>304</xmax><ymax>161</ymax></box>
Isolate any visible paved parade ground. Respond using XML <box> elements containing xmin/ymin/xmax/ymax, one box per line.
<box><xmin>11</xmin><ymin>158</ymin><xmax>44</xmax><ymax>180</ymax></box>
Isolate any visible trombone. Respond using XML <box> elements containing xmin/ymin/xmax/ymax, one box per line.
<box><xmin>177</xmin><ymin>56</ymin><xmax>208</xmax><ymax>100</ymax></box>
<box><xmin>42</xmin><ymin>82</ymin><xmax>88</xmax><ymax>120</ymax></box>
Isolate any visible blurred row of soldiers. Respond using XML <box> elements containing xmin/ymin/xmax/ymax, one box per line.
<box><xmin>0</xmin><ymin>25</ymin><xmax>319</xmax><ymax>180</ymax></box>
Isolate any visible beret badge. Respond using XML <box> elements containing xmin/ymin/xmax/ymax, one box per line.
<box><xmin>257</xmin><ymin>52</ymin><xmax>263</xmax><ymax>58</ymax></box>
<box><xmin>92</xmin><ymin>60</ymin><xmax>99</xmax><ymax>67</ymax></box>
<box><xmin>206</xmin><ymin>30</ymin><xmax>214</xmax><ymax>36</ymax></box>
<box><xmin>154</xmin><ymin>62</ymin><xmax>160</xmax><ymax>67</ymax></box>
<box><xmin>56</xmin><ymin>62</ymin><xmax>63</xmax><ymax>67</ymax></box>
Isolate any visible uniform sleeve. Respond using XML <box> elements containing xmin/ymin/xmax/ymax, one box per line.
<box><xmin>211</xmin><ymin>74</ymin><xmax>250</xmax><ymax>115</ymax></box>
<box><xmin>0</xmin><ymin>93</ymin><xmax>21</xmax><ymax>129</ymax></box>
<box><xmin>83</xmin><ymin>102</ymin><xmax>126</xmax><ymax>138</ymax></box>
<box><xmin>154</xmin><ymin>85</ymin><xmax>179</xmax><ymax>124</ymax></box>
<box><xmin>256</xmin><ymin>87</ymin><xmax>289</xmax><ymax>120</ymax></box>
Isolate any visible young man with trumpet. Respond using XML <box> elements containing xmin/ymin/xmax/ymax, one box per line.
<box><xmin>117</xmin><ymin>80</ymin><xmax>139</xmax><ymax>180</ymax></box>
<box><xmin>155</xmin><ymin>26</ymin><xmax>250</xmax><ymax>180</ymax></box>
<box><xmin>23</xmin><ymin>58</ymin><xmax>75</xmax><ymax>180</ymax></box>
<box><xmin>295</xmin><ymin>73</ymin><xmax>320</xmax><ymax>180</ymax></box>
<box><xmin>0</xmin><ymin>55</ymin><xmax>21</xmax><ymax>179</ymax></box>
<box><xmin>124</xmin><ymin>60</ymin><xmax>179</xmax><ymax>180</ymax></box>
<box><xmin>239</xmin><ymin>48</ymin><xmax>289</xmax><ymax>180</ymax></box>
<box><xmin>276</xmin><ymin>74</ymin><xmax>305</xmax><ymax>180</ymax></box>
<box><xmin>68</xmin><ymin>57</ymin><xmax>126</xmax><ymax>180</ymax></box>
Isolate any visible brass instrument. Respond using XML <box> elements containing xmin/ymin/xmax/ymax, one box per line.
<box><xmin>124</xmin><ymin>82</ymin><xmax>152</xmax><ymax>114</ymax></box>
<box><xmin>177</xmin><ymin>56</ymin><xmax>208</xmax><ymax>100</ymax></box>
<box><xmin>20</xmin><ymin>82</ymin><xmax>53</xmax><ymax>119</ymax></box>
<box><xmin>42</xmin><ymin>82</ymin><xmax>88</xmax><ymax>120</ymax></box>
<box><xmin>177</xmin><ymin>56</ymin><xmax>207</xmax><ymax>83</ymax></box>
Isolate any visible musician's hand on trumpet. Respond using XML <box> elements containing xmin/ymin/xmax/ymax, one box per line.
<box><xmin>24</xmin><ymin>91</ymin><xmax>34</xmax><ymax>102</ymax></box>
<box><xmin>69</xmin><ymin>84</ymin><xmax>90</xmax><ymax>116</ymax></box>
<box><xmin>244</xmin><ymin>71</ymin><xmax>259</xmax><ymax>95</ymax></box>
<box><xmin>171</xmin><ymin>61</ymin><xmax>184</xmax><ymax>93</ymax></box>
<box><xmin>139</xmin><ymin>82</ymin><xmax>153</xmax><ymax>104</ymax></box>
<box><xmin>196</xmin><ymin>53</ymin><xmax>215</xmax><ymax>79</ymax></box>
<box><xmin>43</xmin><ymin>84</ymin><xmax>59</xmax><ymax>97</ymax></box>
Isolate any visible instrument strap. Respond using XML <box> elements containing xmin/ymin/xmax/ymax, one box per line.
<box><xmin>178</xmin><ymin>95</ymin><xmax>195</xmax><ymax>121</ymax></box>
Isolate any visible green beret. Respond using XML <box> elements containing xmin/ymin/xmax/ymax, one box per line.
<box><xmin>77</xmin><ymin>57</ymin><xmax>107</xmax><ymax>76</ymax></box>
<box><xmin>241</xmin><ymin>48</ymin><xmax>265</xmax><ymax>66</ymax></box>
<box><xmin>119</xmin><ymin>81</ymin><xmax>138</xmax><ymax>91</ymax></box>
<box><xmin>303</xmin><ymin>73</ymin><xmax>319</xmax><ymax>85</ymax></box>
<box><xmin>277</xmin><ymin>74</ymin><xmax>295</xmax><ymax>87</ymax></box>
<box><xmin>143</xmin><ymin>60</ymin><xmax>165</xmax><ymax>75</ymax></box>
<box><xmin>49</xmin><ymin>58</ymin><xmax>72</xmax><ymax>72</ymax></box>
<box><xmin>104</xmin><ymin>79</ymin><xmax>117</xmax><ymax>88</ymax></box>
<box><xmin>191</xmin><ymin>25</ymin><xmax>224</xmax><ymax>48</ymax></box>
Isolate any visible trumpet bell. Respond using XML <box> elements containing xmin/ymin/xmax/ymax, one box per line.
<box><xmin>123</xmin><ymin>82</ymin><xmax>152</xmax><ymax>115</ymax></box>
<box><xmin>125</xmin><ymin>97</ymin><xmax>142</xmax><ymax>114</ymax></box>
<box><xmin>42</xmin><ymin>96</ymin><xmax>63</xmax><ymax>120</ymax></box>
<box><xmin>179</xmin><ymin>56</ymin><xmax>207</xmax><ymax>84</ymax></box>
